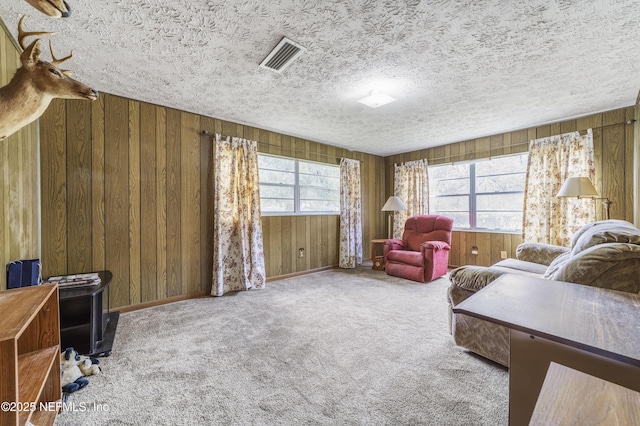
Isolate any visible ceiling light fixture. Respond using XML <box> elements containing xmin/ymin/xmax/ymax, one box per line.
<box><xmin>357</xmin><ymin>91</ymin><xmax>397</xmax><ymax>108</ymax></box>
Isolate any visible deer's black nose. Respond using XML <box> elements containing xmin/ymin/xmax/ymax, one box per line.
<box><xmin>61</xmin><ymin>1</ymin><xmax>72</xmax><ymax>17</ymax></box>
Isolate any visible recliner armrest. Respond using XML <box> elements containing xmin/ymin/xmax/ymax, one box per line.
<box><xmin>516</xmin><ymin>242</ymin><xmax>569</xmax><ymax>266</ymax></box>
<box><xmin>420</xmin><ymin>241</ymin><xmax>450</xmax><ymax>253</ymax></box>
<box><xmin>384</xmin><ymin>239</ymin><xmax>405</xmax><ymax>251</ymax></box>
<box><xmin>383</xmin><ymin>239</ymin><xmax>405</xmax><ymax>258</ymax></box>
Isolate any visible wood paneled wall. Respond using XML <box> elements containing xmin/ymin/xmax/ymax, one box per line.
<box><xmin>40</xmin><ymin>93</ymin><xmax>385</xmax><ymax>309</ymax></box>
<box><xmin>0</xmin><ymin>21</ymin><xmax>41</xmax><ymax>291</ymax></box>
<box><xmin>385</xmin><ymin>107</ymin><xmax>636</xmax><ymax>267</ymax></box>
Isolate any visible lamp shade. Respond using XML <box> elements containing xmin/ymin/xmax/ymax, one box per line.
<box><xmin>556</xmin><ymin>177</ymin><xmax>599</xmax><ymax>198</ymax></box>
<box><xmin>381</xmin><ymin>196</ymin><xmax>408</xmax><ymax>211</ymax></box>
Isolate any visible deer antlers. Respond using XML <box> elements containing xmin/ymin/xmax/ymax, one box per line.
<box><xmin>17</xmin><ymin>15</ymin><xmax>53</xmax><ymax>50</ymax></box>
<box><xmin>49</xmin><ymin>40</ymin><xmax>73</xmax><ymax>67</ymax></box>
<box><xmin>17</xmin><ymin>15</ymin><xmax>74</xmax><ymax>67</ymax></box>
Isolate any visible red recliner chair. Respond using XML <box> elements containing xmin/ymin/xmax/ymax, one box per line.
<box><xmin>383</xmin><ymin>215</ymin><xmax>453</xmax><ymax>282</ymax></box>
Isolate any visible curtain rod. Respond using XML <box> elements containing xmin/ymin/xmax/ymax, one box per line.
<box><xmin>407</xmin><ymin>120</ymin><xmax>636</xmax><ymax>164</ymax></box>
<box><xmin>201</xmin><ymin>130</ymin><xmax>362</xmax><ymax>163</ymax></box>
<box><xmin>417</xmin><ymin>140</ymin><xmax>530</xmax><ymax>165</ymax></box>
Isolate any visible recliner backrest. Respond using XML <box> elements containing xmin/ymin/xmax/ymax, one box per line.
<box><xmin>402</xmin><ymin>215</ymin><xmax>453</xmax><ymax>252</ymax></box>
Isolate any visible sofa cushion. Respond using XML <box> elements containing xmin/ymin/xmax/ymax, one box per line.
<box><xmin>449</xmin><ymin>266</ymin><xmax>506</xmax><ymax>293</ymax></box>
<box><xmin>549</xmin><ymin>243</ymin><xmax>640</xmax><ymax>293</ymax></box>
<box><xmin>493</xmin><ymin>258</ymin><xmax>548</xmax><ymax>275</ymax></box>
<box><xmin>516</xmin><ymin>242</ymin><xmax>569</xmax><ymax>266</ymax></box>
<box><xmin>542</xmin><ymin>251</ymin><xmax>571</xmax><ymax>279</ymax></box>
<box><xmin>449</xmin><ymin>259</ymin><xmax>547</xmax><ymax>295</ymax></box>
<box><xmin>571</xmin><ymin>220</ymin><xmax>640</xmax><ymax>256</ymax></box>
<box><xmin>386</xmin><ymin>250</ymin><xmax>424</xmax><ymax>267</ymax></box>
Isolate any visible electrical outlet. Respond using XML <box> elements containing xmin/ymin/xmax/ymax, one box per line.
<box><xmin>471</xmin><ymin>246</ymin><xmax>478</xmax><ymax>255</ymax></box>
<box><xmin>500</xmin><ymin>251</ymin><xmax>508</xmax><ymax>259</ymax></box>
<box><xmin>298</xmin><ymin>248</ymin><xmax>305</xmax><ymax>258</ymax></box>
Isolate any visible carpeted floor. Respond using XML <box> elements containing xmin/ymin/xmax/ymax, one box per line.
<box><xmin>55</xmin><ymin>266</ymin><xmax>508</xmax><ymax>425</ymax></box>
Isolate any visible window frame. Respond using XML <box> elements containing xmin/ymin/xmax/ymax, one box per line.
<box><xmin>429</xmin><ymin>153</ymin><xmax>528</xmax><ymax>233</ymax></box>
<box><xmin>258</xmin><ymin>153</ymin><xmax>340</xmax><ymax>216</ymax></box>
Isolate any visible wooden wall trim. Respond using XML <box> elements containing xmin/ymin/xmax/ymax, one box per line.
<box><xmin>119</xmin><ymin>264</ymin><xmax>336</xmax><ymax>313</ymax></box>
<box><xmin>0</xmin><ymin>16</ymin><xmax>20</xmax><ymax>51</ymax></box>
<box><xmin>266</xmin><ymin>265</ymin><xmax>337</xmax><ymax>282</ymax></box>
<box><xmin>118</xmin><ymin>290</ymin><xmax>208</xmax><ymax>313</ymax></box>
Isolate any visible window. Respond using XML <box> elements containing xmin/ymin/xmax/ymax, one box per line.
<box><xmin>429</xmin><ymin>154</ymin><xmax>528</xmax><ymax>232</ymax></box>
<box><xmin>258</xmin><ymin>154</ymin><xmax>340</xmax><ymax>215</ymax></box>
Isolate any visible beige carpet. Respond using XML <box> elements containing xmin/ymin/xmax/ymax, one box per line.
<box><xmin>55</xmin><ymin>266</ymin><xmax>508</xmax><ymax>425</ymax></box>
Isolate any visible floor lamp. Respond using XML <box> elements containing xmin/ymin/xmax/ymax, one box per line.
<box><xmin>381</xmin><ymin>196</ymin><xmax>408</xmax><ymax>239</ymax></box>
<box><xmin>557</xmin><ymin>177</ymin><xmax>612</xmax><ymax>220</ymax></box>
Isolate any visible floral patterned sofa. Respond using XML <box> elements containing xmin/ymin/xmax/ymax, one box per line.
<box><xmin>447</xmin><ymin>219</ymin><xmax>640</xmax><ymax>366</ymax></box>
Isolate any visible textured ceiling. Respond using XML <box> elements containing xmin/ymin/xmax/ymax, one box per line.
<box><xmin>1</xmin><ymin>0</ymin><xmax>639</xmax><ymax>156</ymax></box>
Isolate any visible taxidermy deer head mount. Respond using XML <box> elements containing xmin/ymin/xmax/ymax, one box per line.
<box><xmin>0</xmin><ymin>16</ymin><xmax>98</xmax><ymax>141</ymax></box>
<box><xmin>25</xmin><ymin>0</ymin><xmax>72</xmax><ymax>18</ymax></box>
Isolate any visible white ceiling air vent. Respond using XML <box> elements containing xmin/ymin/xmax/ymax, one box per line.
<box><xmin>259</xmin><ymin>37</ymin><xmax>306</xmax><ymax>73</ymax></box>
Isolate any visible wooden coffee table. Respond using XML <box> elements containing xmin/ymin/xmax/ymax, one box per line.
<box><xmin>453</xmin><ymin>275</ymin><xmax>640</xmax><ymax>425</ymax></box>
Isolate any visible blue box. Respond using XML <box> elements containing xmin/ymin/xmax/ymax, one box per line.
<box><xmin>6</xmin><ymin>259</ymin><xmax>41</xmax><ymax>289</ymax></box>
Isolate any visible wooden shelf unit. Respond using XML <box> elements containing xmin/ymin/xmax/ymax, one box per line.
<box><xmin>0</xmin><ymin>284</ymin><xmax>61</xmax><ymax>426</ymax></box>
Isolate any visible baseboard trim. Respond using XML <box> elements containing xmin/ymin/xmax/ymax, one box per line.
<box><xmin>116</xmin><ymin>266</ymin><xmax>338</xmax><ymax>313</ymax></box>
<box><xmin>267</xmin><ymin>265</ymin><xmax>337</xmax><ymax>282</ymax></box>
<box><xmin>118</xmin><ymin>291</ymin><xmax>208</xmax><ymax>313</ymax></box>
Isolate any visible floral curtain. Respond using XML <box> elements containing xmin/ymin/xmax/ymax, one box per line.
<box><xmin>212</xmin><ymin>134</ymin><xmax>266</xmax><ymax>296</ymax></box>
<box><xmin>523</xmin><ymin>129</ymin><xmax>595</xmax><ymax>246</ymax></box>
<box><xmin>393</xmin><ymin>159</ymin><xmax>429</xmax><ymax>238</ymax></box>
<box><xmin>339</xmin><ymin>158</ymin><xmax>363</xmax><ymax>268</ymax></box>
